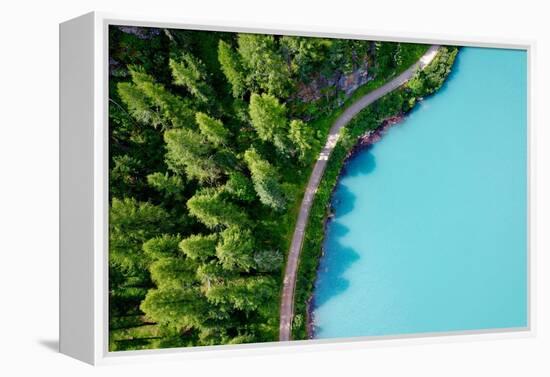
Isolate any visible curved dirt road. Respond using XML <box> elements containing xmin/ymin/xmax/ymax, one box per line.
<box><xmin>279</xmin><ymin>45</ymin><xmax>440</xmax><ymax>341</ymax></box>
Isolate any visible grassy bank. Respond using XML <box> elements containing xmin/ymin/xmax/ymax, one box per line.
<box><xmin>291</xmin><ymin>46</ymin><xmax>459</xmax><ymax>340</ymax></box>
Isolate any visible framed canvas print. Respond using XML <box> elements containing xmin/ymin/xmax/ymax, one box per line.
<box><xmin>60</xmin><ymin>12</ymin><xmax>533</xmax><ymax>365</ymax></box>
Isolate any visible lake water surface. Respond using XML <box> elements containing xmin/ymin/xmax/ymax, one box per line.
<box><xmin>312</xmin><ymin>47</ymin><xmax>528</xmax><ymax>339</ymax></box>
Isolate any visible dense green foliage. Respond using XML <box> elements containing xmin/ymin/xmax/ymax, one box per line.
<box><xmin>291</xmin><ymin>47</ymin><xmax>458</xmax><ymax>340</ymax></box>
<box><xmin>108</xmin><ymin>23</ymin><xmax>436</xmax><ymax>350</ymax></box>
<box><xmin>237</xmin><ymin>34</ymin><xmax>292</xmax><ymax>97</ymax></box>
<box><xmin>248</xmin><ymin>93</ymin><xmax>290</xmax><ymax>154</ymax></box>
<box><xmin>244</xmin><ymin>148</ymin><xmax>287</xmax><ymax>211</ymax></box>
<box><xmin>408</xmin><ymin>47</ymin><xmax>459</xmax><ymax>96</ymax></box>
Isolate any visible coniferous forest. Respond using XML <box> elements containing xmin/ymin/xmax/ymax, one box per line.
<box><xmin>108</xmin><ymin>25</ymin><xmax>445</xmax><ymax>351</ymax></box>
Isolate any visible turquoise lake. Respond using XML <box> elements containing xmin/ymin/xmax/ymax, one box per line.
<box><xmin>312</xmin><ymin>47</ymin><xmax>528</xmax><ymax>339</ymax></box>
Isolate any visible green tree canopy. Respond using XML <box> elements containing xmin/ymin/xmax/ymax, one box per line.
<box><xmin>143</xmin><ymin>234</ymin><xmax>181</xmax><ymax>260</ymax></box>
<box><xmin>164</xmin><ymin>128</ymin><xmax>222</xmax><ymax>183</ymax></box>
<box><xmin>244</xmin><ymin>148</ymin><xmax>287</xmax><ymax>211</ymax></box>
<box><xmin>217</xmin><ymin>40</ymin><xmax>247</xmax><ymax>98</ymax></box>
<box><xmin>280</xmin><ymin>36</ymin><xmax>328</xmax><ymax>81</ymax></box>
<box><xmin>169</xmin><ymin>53</ymin><xmax>212</xmax><ymax>103</ymax></box>
<box><xmin>408</xmin><ymin>47</ymin><xmax>458</xmax><ymax>96</ymax></box>
<box><xmin>195</xmin><ymin>112</ymin><xmax>229</xmax><ymax>147</ymax></box>
<box><xmin>187</xmin><ymin>191</ymin><xmax>249</xmax><ymax>228</ymax></box>
<box><xmin>253</xmin><ymin>249</ymin><xmax>283</xmax><ymax>272</ymax></box>
<box><xmin>248</xmin><ymin>93</ymin><xmax>289</xmax><ymax>153</ymax></box>
<box><xmin>237</xmin><ymin>34</ymin><xmax>291</xmax><ymax>97</ymax></box>
<box><xmin>179</xmin><ymin>233</ymin><xmax>218</xmax><ymax>261</ymax></box>
<box><xmin>110</xmin><ymin>155</ymin><xmax>142</xmax><ymax>196</ymax></box>
<box><xmin>117</xmin><ymin>82</ymin><xmax>162</xmax><ymax>127</ymax></box>
<box><xmin>327</xmin><ymin>40</ymin><xmax>371</xmax><ymax>75</ymax></box>
<box><xmin>205</xmin><ymin>276</ymin><xmax>277</xmax><ymax>314</ymax></box>
<box><xmin>374</xmin><ymin>42</ymin><xmax>401</xmax><ymax>76</ymax></box>
<box><xmin>147</xmin><ymin>172</ymin><xmax>184</xmax><ymax>200</ymax></box>
<box><xmin>288</xmin><ymin>119</ymin><xmax>315</xmax><ymax>161</ymax></box>
<box><xmin>216</xmin><ymin>227</ymin><xmax>255</xmax><ymax>271</ymax></box>
<box><xmin>196</xmin><ymin>261</ymin><xmax>237</xmax><ymax>292</ymax></box>
<box><xmin>110</xmin><ymin>197</ymin><xmax>173</xmax><ymax>270</ymax></box>
<box><xmin>140</xmin><ymin>287</ymin><xmax>208</xmax><ymax>331</ymax></box>
<box><xmin>223</xmin><ymin>172</ymin><xmax>256</xmax><ymax>202</ymax></box>
<box><xmin>120</xmin><ymin>66</ymin><xmax>195</xmax><ymax>129</ymax></box>
<box><xmin>149</xmin><ymin>257</ymin><xmax>197</xmax><ymax>289</ymax></box>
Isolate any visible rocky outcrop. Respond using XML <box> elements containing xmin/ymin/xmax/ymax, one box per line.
<box><xmin>296</xmin><ymin>58</ymin><xmax>372</xmax><ymax>103</ymax></box>
<box><xmin>348</xmin><ymin>115</ymin><xmax>405</xmax><ymax>157</ymax></box>
<box><xmin>116</xmin><ymin>26</ymin><xmax>161</xmax><ymax>39</ymax></box>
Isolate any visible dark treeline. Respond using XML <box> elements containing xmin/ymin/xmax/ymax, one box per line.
<box><xmin>108</xmin><ymin>25</ymin><xmax>419</xmax><ymax>350</ymax></box>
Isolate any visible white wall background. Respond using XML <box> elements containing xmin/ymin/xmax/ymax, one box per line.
<box><xmin>0</xmin><ymin>0</ymin><xmax>548</xmax><ymax>375</ymax></box>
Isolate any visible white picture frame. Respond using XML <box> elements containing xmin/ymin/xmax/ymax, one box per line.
<box><xmin>59</xmin><ymin>11</ymin><xmax>535</xmax><ymax>365</ymax></box>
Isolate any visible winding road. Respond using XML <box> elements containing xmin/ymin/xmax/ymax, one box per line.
<box><xmin>279</xmin><ymin>45</ymin><xmax>440</xmax><ymax>341</ymax></box>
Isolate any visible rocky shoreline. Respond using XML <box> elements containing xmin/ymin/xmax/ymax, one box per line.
<box><xmin>305</xmin><ymin>113</ymin><xmax>407</xmax><ymax>339</ymax></box>
<box><xmin>350</xmin><ymin>114</ymin><xmax>405</xmax><ymax>155</ymax></box>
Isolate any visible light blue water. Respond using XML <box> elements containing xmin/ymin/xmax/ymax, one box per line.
<box><xmin>312</xmin><ymin>47</ymin><xmax>527</xmax><ymax>339</ymax></box>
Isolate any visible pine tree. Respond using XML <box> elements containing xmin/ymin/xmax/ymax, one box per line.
<box><xmin>288</xmin><ymin>119</ymin><xmax>314</xmax><ymax>161</ymax></box>
<box><xmin>216</xmin><ymin>226</ymin><xmax>255</xmax><ymax>271</ymax></box>
<box><xmin>237</xmin><ymin>34</ymin><xmax>291</xmax><ymax>97</ymax></box>
<box><xmin>253</xmin><ymin>249</ymin><xmax>283</xmax><ymax>272</ymax></box>
<box><xmin>248</xmin><ymin>93</ymin><xmax>289</xmax><ymax>154</ymax></box>
<box><xmin>146</xmin><ymin>172</ymin><xmax>184</xmax><ymax>200</ymax></box>
<box><xmin>143</xmin><ymin>234</ymin><xmax>181</xmax><ymax>260</ymax></box>
<box><xmin>394</xmin><ymin>43</ymin><xmax>403</xmax><ymax>68</ymax></box>
<box><xmin>243</xmin><ymin>148</ymin><xmax>287</xmax><ymax>211</ymax></box>
<box><xmin>164</xmin><ymin>128</ymin><xmax>222</xmax><ymax>183</ymax></box>
<box><xmin>169</xmin><ymin>53</ymin><xmax>213</xmax><ymax>103</ymax></box>
<box><xmin>110</xmin><ymin>154</ymin><xmax>141</xmax><ymax>197</ymax></box>
<box><xmin>205</xmin><ymin>276</ymin><xmax>276</xmax><ymax>314</ymax></box>
<box><xmin>195</xmin><ymin>112</ymin><xmax>229</xmax><ymax>147</ymax></box>
<box><xmin>122</xmin><ymin>66</ymin><xmax>195</xmax><ymax>129</ymax></box>
<box><xmin>223</xmin><ymin>172</ymin><xmax>256</xmax><ymax>202</ymax></box>
<box><xmin>187</xmin><ymin>191</ymin><xmax>249</xmax><ymax>228</ymax></box>
<box><xmin>217</xmin><ymin>40</ymin><xmax>247</xmax><ymax>98</ymax></box>
<box><xmin>179</xmin><ymin>233</ymin><xmax>218</xmax><ymax>261</ymax></box>
<box><xmin>374</xmin><ymin>42</ymin><xmax>400</xmax><ymax>76</ymax></box>
<box><xmin>196</xmin><ymin>261</ymin><xmax>236</xmax><ymax>291</ymax></box>
<box><xmin>279</xmin><ymin>36</ymin><xmax>328</xmax><ymax>81</ymax></box>
<box><xmin>149</xmin><ymin>257</ymin><xmax>196</xmax><ymax>289</ymax></box>
<box><xmin>140</xmin><ymin>287</ymin><xmax>207</xmax><ymax>331</ymax></box>
<box><xmin>110</xmin><ymin>197</ymin><xmax>174</xmax><ymax>270</ymax></box>
<box><xmin>117</xmin><ymin>82</ymin><xmax>162</xmax><ymax>127</ymax></box>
